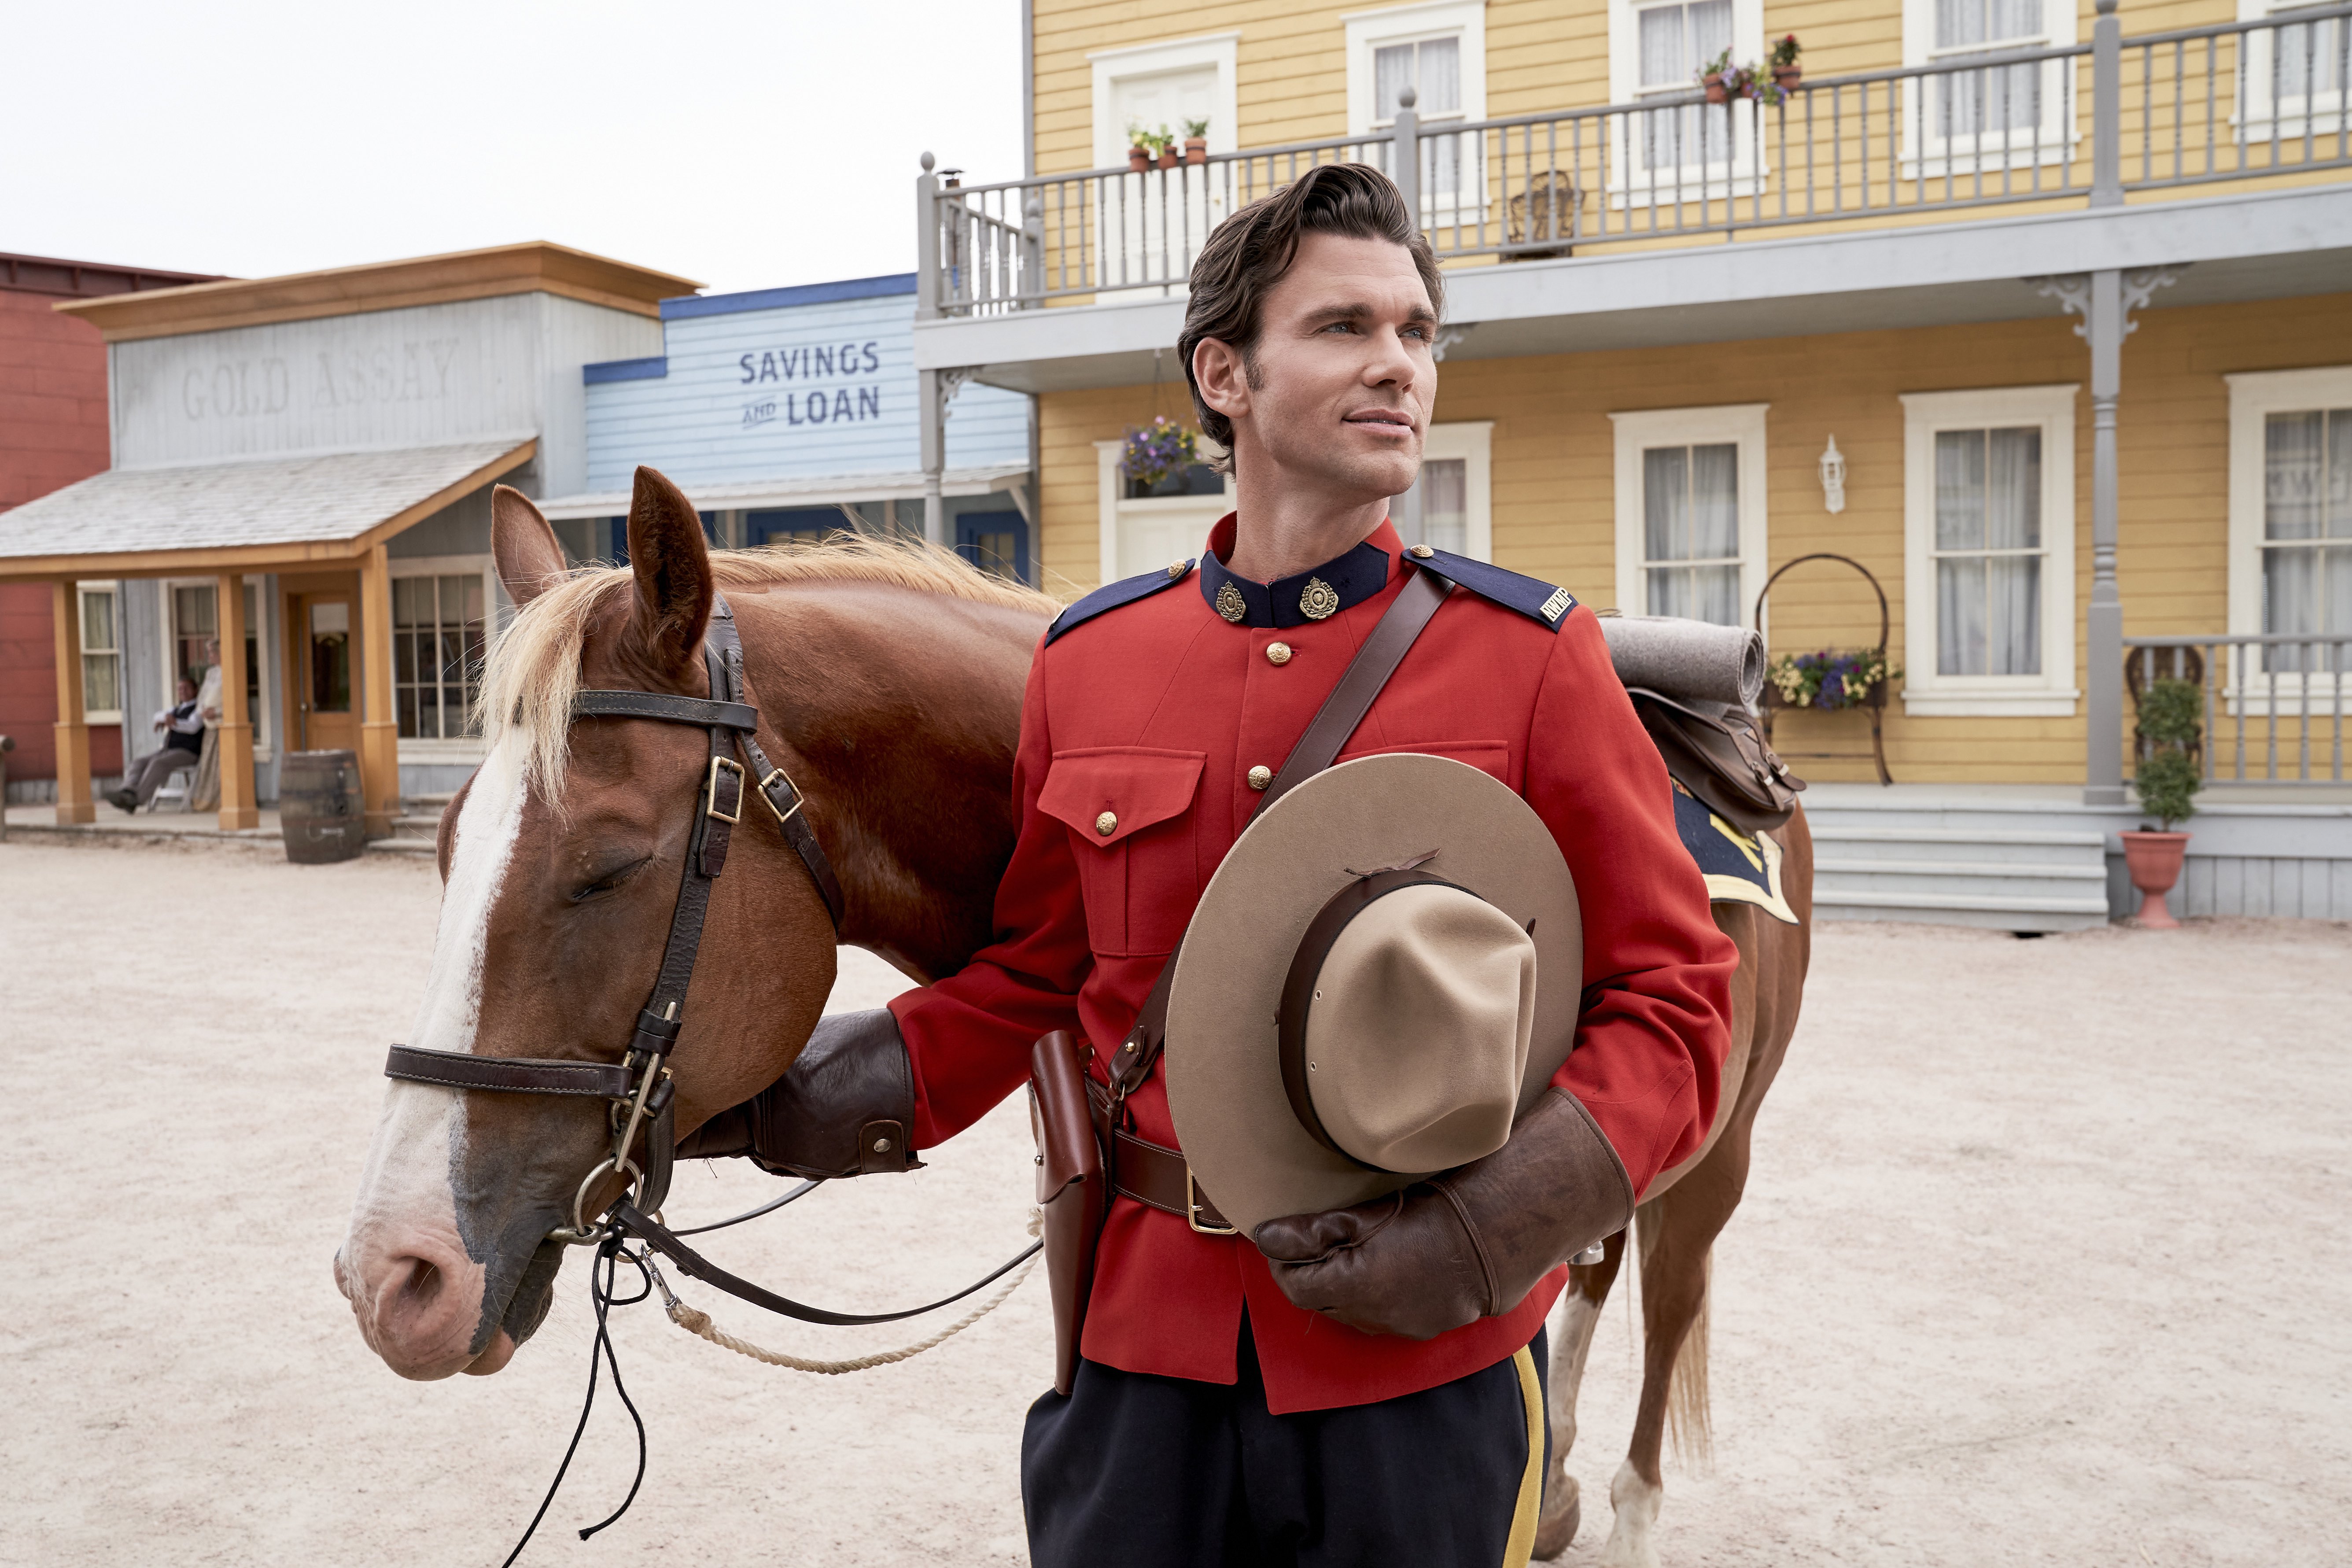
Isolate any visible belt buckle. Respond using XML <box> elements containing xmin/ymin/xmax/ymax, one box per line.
<box><xmin>705</xmin><ymin>755</ymin><xmax>745</xmax><ymax>824</ymax></box>
<box><xmin>1186</xmin><ymin>1168</ymin><xmax>1237</xmax><ymax>1237</ymax></box>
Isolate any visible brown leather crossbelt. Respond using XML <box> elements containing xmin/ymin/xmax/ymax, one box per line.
<box><xmin>1113</xmin><ymin>1129</ymin><xmax>1235</xmax><ymax>1236</ymax></box>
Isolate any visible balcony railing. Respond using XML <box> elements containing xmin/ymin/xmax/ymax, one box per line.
<box><xmin>920</xmin><ymin>0</ymin><xmax>2352</xmax><ymax>317</ymax></box>
<box><xmin>2127</xmin><ymin>633</ymin><xmax>2352</xmax><ymax>785</ymax></box>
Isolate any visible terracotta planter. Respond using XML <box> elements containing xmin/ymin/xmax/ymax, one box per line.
<box><xmin>1184</xmin><ymin>136</ymin><xmax>1208</xmax><ymax>165</ymax></box>
<box><xmin>1128</xmin><ymin>147</ymin><xmax>1150</xmax><ymax>173</ymax></box>
<box><xmin>1157</xmin><ymin>147</ymin><xmax>1179</xmax><ymax>170</ymax></box>
<box><xmin>2120</xmin><ymin>830</ymin><xmax>2190</xmax><ymax>928</ymax></box>
<box><xmin>1703</xmin><ymin>73</ymin><xmax>1728</xmax><ymax>104</ymax></box>
<box><xmin>1773</xmin><ymin>65</ymin><xmax>1803</xmax><ymax>89</ymax></box>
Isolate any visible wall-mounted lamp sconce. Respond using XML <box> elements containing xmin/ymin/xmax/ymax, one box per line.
<box><xmin>1819</xmin><ymin>435</ymin><xmax>1847</xmax><ymax>514</ymax></box>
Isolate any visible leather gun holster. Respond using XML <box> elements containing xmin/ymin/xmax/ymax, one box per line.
<box><xmin>1029</xmin><ymin>1029</ymin><xmax>1109</xmax><ymax>1397</ymax></box>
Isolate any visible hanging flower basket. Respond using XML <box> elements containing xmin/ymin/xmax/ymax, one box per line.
<box><xmin>1120</xmin><ymin>416</ymin><xmax>1200</xmax><ymax>491</ymax></box>
<box><xmin>1766</xmin><ymin>647</ymin><xmax>1898</xmax><ymax>711</ymax></box>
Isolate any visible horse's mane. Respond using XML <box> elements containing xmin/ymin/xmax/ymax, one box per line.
<box><xmin>482</xmin><ymin>536</ymin><xmax>1056</xmax><ymax>802</ymax></box>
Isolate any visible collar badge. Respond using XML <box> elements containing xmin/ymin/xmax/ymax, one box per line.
<box><xmin>1299</xmin><ymin>577</ymin><xmax>1340</xmax><ymax>621</ymax></box>
<box><xmin>1215</xmin><ymin>581</ymin><xmax>1248</xmax><ymax>623</ymax></box>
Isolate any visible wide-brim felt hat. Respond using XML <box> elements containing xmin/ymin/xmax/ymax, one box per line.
<box><xmin>1165</xmin><ymin>753</ymin><xmax>1582</xmax><ymax>1240</ymax></box>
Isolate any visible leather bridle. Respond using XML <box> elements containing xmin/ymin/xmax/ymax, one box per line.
<box><xmin>381</xmin><ymin>592</ymin><xmax>1036</xmax><ymax>1329</ymax></box>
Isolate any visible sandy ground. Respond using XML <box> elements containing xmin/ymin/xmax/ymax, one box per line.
<box><xmin>1</xmin><ymin>834</ymin><xmax>2347</xmax><ymax>1568</ymax></box>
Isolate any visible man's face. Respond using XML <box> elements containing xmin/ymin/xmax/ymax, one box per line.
<box><xmin>178</xmin><ymin>681</ymin><xmax>195</xmax><ymax>701</ymax></box>
<box><xmin>1211</xmin><ymin>231</ymin><xmax>1436</xmax><ymax>505</ymax></box>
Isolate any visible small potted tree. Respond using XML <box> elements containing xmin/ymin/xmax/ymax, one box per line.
<box><xmin>1183</xmin><ymin>117</ymin><xmax>1209</xmax><ymax>165</ymax></box>
<box><xmin>2121</xmin><ymin>677</ymin><xmax>2202</xmax><ymax>928</ymax></box>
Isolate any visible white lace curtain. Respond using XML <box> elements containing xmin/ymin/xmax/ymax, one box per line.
<box><xmin>1934</xmin><ymin>0</ymin><xmax>2046</xmax><ymax>139</ymax></box>
<box><xmin>1644</xmin><ymin>443</ymin><xmax>1742</xmax><ymax>625</ymax></box>
<box><xmin>1935</xmin><ymin>427</ymin><xmax>2043</xmax><ymax>676</ymax></box>
<box><xmin>1636</xmin><ymin>0</ymin><xmax>1733</xmax><ymax>171</ymax></box>
<box><xmin>2263</xmin><ymin>408</ymin><xmax>2352</xmax><ymax>671</ymax></box>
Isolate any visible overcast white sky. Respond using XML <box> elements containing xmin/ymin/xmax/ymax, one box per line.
<box><xmin>3</xmin><ymin>0</ymin><xmax>1024</xmax><ymax>296</ymax></box>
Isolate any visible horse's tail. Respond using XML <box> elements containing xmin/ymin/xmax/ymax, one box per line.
<box><xmin>1634</xmin><ymin>1204</ymin><xmax>1714</xmax><ymax>1468</ymax></box>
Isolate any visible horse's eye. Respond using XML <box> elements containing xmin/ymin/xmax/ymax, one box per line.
<box><xmin>571</xmin><ymin>858</ymin><xmax>649</xmax><ymax>903</ymax></box>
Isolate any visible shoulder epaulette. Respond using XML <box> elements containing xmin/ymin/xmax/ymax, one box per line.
<box><xmin>1413</xmin><ymin>548</ymin><xmax>1577</xmax><ymax>631</ymax></box>
<box><xmin>1044</xmin><ymin>559</ymin><xmax>1198</xmax><ymax>645</ymax></box>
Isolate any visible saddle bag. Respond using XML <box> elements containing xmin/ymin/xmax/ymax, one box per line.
<box><xmin>1029</xmin><ymin>1030</ymin><xmax>1108</xmax><ymax>1397</ymax></box>
<box><xmin>1625</xmin><ymin>686</ymin><xmax>1804</xmax><ymax>835</ymax></box>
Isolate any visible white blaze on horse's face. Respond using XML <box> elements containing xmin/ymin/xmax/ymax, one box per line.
<box><xmin>335</xmin><ymin>742</ymin><xmax>528</xmax><ymax>1381</ymax></box>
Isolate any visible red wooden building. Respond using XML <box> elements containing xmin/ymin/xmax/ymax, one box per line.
<box><xmin>0</xmin><ymin>252</ymin><xmax>220</xmax><ymax>797</ymax></box>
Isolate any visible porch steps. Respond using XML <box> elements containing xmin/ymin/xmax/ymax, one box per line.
<box><xmin>1801</xmin><ymin>814</ymin><xmax>2112</xmax><ymax>932</ymax></box>
<box><xmin>365</xmin><ymin>794</ymin><xmax>451</xmax><ymax>857</ymax></box>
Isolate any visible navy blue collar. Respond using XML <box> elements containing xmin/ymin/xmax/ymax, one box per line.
<box><xmin>1196</xmin><ymin>519</ymin><xmax>1394</xmax><ymax>630</ymax></box>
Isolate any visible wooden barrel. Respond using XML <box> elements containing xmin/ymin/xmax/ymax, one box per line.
<box><xmin>278</xmin><ymin>749</ymin><xmax>364</xmax><ymax>864</ymax></box>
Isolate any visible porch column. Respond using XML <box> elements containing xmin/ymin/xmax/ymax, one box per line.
<box><xmin>920</xmin><ymin>367</ymin><xmax>947</xmax><ymax>546</ymax></box>
<box><xmin>357</xmin><ymin>545</ymin><xmax>399</xmax><ymax>837</ymax></box>
<box><xmin>214</xmin><ymin>573</ymin><xmax>258</xmax><ymax>830</ymax></box>
<box><xmin>50</xmin><ymin>581</ymin><xmax>92</xmax><ymax>824</ymax></box>
<box><xmin>916</xmin><ymin>152</ymin><xmax>946</xmax><ymax>546</ymax></box>
<box><xmin>2083</xmin><ymin>269</ymin><xmax>2127</xmax><ymax>806</ymax></box>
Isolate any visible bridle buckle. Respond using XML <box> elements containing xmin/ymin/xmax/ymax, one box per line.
<box><xmin>757</xmin><ymin>765</ymin><xmax>805</xmax><ymax>826</ymax></box>
<box><xmin>705</xmin><ymin>755</ymin><xmax>745</xmax><ymax>824</ymax></box>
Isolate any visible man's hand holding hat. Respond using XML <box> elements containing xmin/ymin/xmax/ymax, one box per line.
<box><xmin>1255</xmin><ymin>1088</ymin><xmax>1634</xmax><ymax>1339</ymax></box>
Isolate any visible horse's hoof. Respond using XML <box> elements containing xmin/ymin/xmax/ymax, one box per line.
<box><xmin>1534</xmin><ymin>1480</ymin><xmax>1580</xmax><ymax>1560</ymax></box>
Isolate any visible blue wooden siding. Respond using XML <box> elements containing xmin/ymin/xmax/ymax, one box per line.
<box><xmin>583</xmin><ymin>281</ymin><xmax>1028</xmax><ymax>490</ymax></box>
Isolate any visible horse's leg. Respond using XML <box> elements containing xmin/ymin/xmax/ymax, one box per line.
<box><xmin>1534</xmin><ymin>1228</ymin><xmax>1628</xmax><ymax>1560</ymax></box>
<box><xmin>1601</xmin><ymin>1133</ymin><xmax>1752</xmax><ymax>1568</ymax></box>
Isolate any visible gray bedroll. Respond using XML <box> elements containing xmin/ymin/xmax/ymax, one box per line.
<box><xmin>1598</xmin><ymin>614</ymin><xmax>1766</xmax><ymax>708</ymax></box>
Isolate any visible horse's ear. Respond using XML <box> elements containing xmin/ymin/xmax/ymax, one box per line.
<box><xmin>624</xmin><ymin>465</ymin><xmax>714</xmax><ymax>682</ymax></box>
<box><xmin>491</xmin><ymin>486</ymin><xmax>568</xmax><ymax>606</ymax></box>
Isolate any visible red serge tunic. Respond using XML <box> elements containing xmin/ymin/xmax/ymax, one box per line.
<box><xmin>889</xmin><ymin>517</ymin><xmax>1737</xmax><ymax>1415</ymax></box>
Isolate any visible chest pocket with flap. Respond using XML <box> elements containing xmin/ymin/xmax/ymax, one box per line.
<box><xmin>1039</xmin><ymin>746</ymin><xmax>1205</xmax><ymax>957</ymax></box>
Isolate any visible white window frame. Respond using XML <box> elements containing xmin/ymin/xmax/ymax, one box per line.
<box><xmin>74</xmin><ymin>580</ymin><xmax>123</xmax><ymax>725</ymax></box>
<box><xmin>2224</xmin><ymin>364</ymin><xmax>2352</xmax><ymax>707</ymax></box>
<box><xmin>1900</xmin><ymin>0</ymin><xmax>2080</xmax><ymax>177</ymax></box>
<box><xmin>1609</xmin><ymin>403</ymin><xmax>1770</xmax><ymax>628</ymax></box>
<box><xmin>1408</xmin><ymin>421</ymin><xmax>1495</xmax><ymax>561</ymax></box>
<box><xmin>1087</xmin><ymin>32</ymin><xmax>1241</xmax><ymax>294</ymax></box>
<box><xmin>1344</xmin><ymin>0</ymin><xmax>1490</xmax><ymax>225</ymax></box>
<box><xmin>388</xmin><ymin>554</ymin><xmax>497</xmax><ymax>764</ymax></box>
<box><xmin>1095</xmin><ymin>438</ymin><xmax>1235</xmax><ymax>586</ymax></box>
<box><xmin>2235</xmin><ymin>0</ymin><xmax>2351</xmax><ymax>144</ymax></box>
<box><xmin>1899</xmin><ymin>384</ymin><xmax>2079</xmax><ymax>716</ymax></box>
<box><xmin>1607</xmin><ymin>0</ymin><xmax>1767</xmax><ymax>203</ymax></box>
<box><xmin>1089</xmin><ymin>31</ymin><xmax>1240</xmax><ymax>170</ymax></box>
<box><xmin>160</xmin><ymin>576</ymin><xmax>273</xmax><ymax>757</ymax></box>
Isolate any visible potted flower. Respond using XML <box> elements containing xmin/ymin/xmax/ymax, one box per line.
<box><xmin>2121</xmin><ymin>677</ymin><xmax>2202</xmax><ymax>928</ymax></box>
<box><xmin>1766</xmin><ymin>647</ymin><xmax>1896</xmax><ymax>711</ymax></box>
<box><xmin>1126</xmin><ymin>123</ymin><xmax>1153</xmax><ymax>172</ymax></box>
<box><xmin>1120</xmin><ymin>415</ymin><xmax>1200</xmax><ymax>492</ymax></box>
<box><xmin>1700</xmin><ymin>47</ymin><xmax>1733</xmax><ymax>103</ymax></box>
<box><xmin>1183</xmin><ymin>117</ymin><xmax>1209</xmax><ymax>165</ymax></box>
<box><xmin>1770</xmin><ymin>34</ymin><xmax>1803</xmax><ymax>91</ymax></box>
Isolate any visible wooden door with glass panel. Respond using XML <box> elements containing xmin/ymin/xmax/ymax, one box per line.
<box><xmin>293</xmin><ymin>593</ymin><xmax>359</xmax><ymax>753</ymax></box>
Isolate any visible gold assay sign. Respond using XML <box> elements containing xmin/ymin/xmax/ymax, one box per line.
<box><xmin>1215</xmin><ymin>581</ymin><xmax>1248</xmax><ymax>623</ymax></box>
<box><xmin>1299</xmin><ymin>577</ymin><xmax>1340</xmax><ymax>620</ymax></box>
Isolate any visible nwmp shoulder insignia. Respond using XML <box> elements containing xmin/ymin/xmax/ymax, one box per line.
<box><xmin>1407</xmin><ymin>546</ymin><xmax>1578</xmax><ymax>632</ymax></box>
<box><xmin>1045</xmin><ymin>559</ymin><xmax>1198</xmax><ymax>645</ymax></box>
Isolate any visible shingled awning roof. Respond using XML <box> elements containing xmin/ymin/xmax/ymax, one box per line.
<box><xmin>0</xmin><ymin>436</ymin><xmax>535</xmax><ymax>578</ymax></box>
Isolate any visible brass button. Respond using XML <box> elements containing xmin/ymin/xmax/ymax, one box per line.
<box><xmin>1095</xmin><ymin>810</ymin><xmax>1117</xmax><ymax>837</ymax></box>
<box><xmin>1409</xmin><ymin>543</ymin><xmax>1434</xmax><ymax>559</ymax></box>
<box><xmin>1265</xmin><ymin>641</ymin><xmax>1292</xmax><ymax>665</ymax></box>
<box><xmin>872</xmin><ymin>1136</ymin><xmax>892</xmax><ymax>1153</ymax></box>
<box><xmin>1167</xmin><ymin>559</ymin><xmax>1188</xmax><ymax>580</ymax></box>
<box><xmin>1247</xmin><ymin>765</ymin><xmax>1272</xmax><ymax>791</ymax></box>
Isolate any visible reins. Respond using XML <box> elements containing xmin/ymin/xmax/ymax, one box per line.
<box><xmin>381</xmin><ymin>591</ymin><xmax>1040</xmax><ymax>1561</ymax></box>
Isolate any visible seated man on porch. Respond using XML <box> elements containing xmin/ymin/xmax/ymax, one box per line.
<box><xmin>111</xmin><ymin>679</ymin><xmax>204</xmax><ymax>813</ymax></box>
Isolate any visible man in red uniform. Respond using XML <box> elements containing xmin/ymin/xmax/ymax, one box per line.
<box><xmin>689</xmin><ymin>165</ymin><xmax>1736</xmax><ymax>1564</ymax></box>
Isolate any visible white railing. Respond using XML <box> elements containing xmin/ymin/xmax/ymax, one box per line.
<box><xmin>2126</xmin><ymin>632</ymin><xmax>2352</xmax><ymax>784</ymax></box>
<box><xmin>917</xmin><ymin>0</ymin><xmax>2352</xmax><ymax>317</ymax></box>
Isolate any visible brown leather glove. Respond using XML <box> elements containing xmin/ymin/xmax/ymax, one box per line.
<box><xmin>1253</xmin><ymin>1088</ymin><xmax>1634</xmax><ymax>1340</ymax></box>
<box><xmin>677</xmin><ymin>1007</ymin><xmax>921</xmax><ymax>1178</ymax></box>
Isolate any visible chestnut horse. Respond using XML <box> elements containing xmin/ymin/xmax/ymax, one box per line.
<box><xmin>337</xmin><ymin>465</ymin><xmax>1811</xmax><ymax>1568</ymax></box>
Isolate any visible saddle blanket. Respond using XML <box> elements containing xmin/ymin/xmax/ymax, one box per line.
<box><xmin>1671</xmin><ymin>782</ymin><xmax>1799</xmax><ymax>925</ymax></box>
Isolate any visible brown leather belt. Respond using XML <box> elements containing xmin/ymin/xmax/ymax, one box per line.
<box><xmin>1112</xmin><ymin>1129</ymin><xmax>1235</xmax><ymax>1236</ymax></box>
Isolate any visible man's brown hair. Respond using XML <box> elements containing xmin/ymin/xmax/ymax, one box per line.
<box><xmin>1177</xmin><ymin>163</ymin><xmax>1443</xmax><ymax>464</ymax></box>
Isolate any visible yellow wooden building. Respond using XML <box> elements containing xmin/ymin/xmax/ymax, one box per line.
<box><xmin>908</xmin><ymin>0</ymin><xmax>2352</xmax><ymax>924</ymax></box>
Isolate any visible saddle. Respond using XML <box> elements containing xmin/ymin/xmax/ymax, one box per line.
<box><xmin>1624</xmin><ymin>686</ymin><xmax>1804</xmax><ymax>835</ymax></box>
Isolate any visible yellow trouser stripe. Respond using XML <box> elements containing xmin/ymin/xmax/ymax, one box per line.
<box><xmin>1502</xmin><ymin>1345</ymin><xmax>1543</xmax><ymax>1568</ymax></box>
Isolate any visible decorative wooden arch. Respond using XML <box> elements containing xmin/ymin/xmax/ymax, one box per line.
<box><xmin>1753</xmin><ymin>551</ymin><xmax>1895</xmax><ymax>787</ymax></box>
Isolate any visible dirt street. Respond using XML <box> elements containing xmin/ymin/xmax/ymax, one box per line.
<box><xmin>2</xmin><ymin>835</ymin><xmax>2345</xmax><ymax>1566</ymax></box>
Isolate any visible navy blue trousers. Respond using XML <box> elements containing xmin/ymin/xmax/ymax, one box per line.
<box><xmin>1021</xmin><ymin>1324</ymin><xmax>1549</xmax><ymax>1568</ymax></box>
